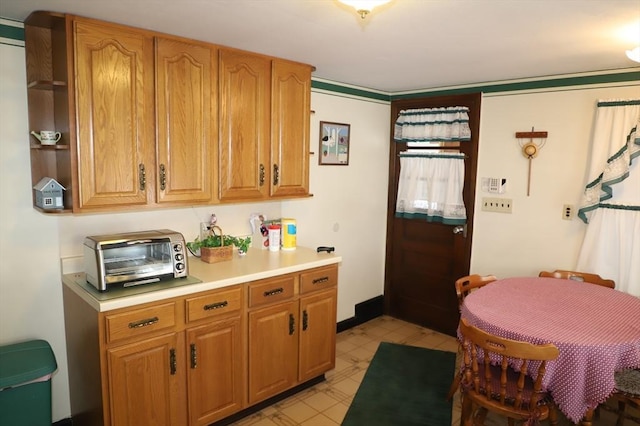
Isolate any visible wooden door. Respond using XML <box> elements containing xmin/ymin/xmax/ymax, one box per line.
<box><xmin>106</xmin><ymin>333</ymin><xmax>187</xmax><ymax>426</ymax></box>
<box><xmin>218</xmin><ymin>49</ymin><xmax>270</xmax><ymax>201</ymax></box>
<box><xmin>384</xmin><ymin>93</ymin><xmax>481</xmax><ymax>336</ymax></box>
<box><xmin>73</xmin><ymin>19</ymin><xmax>155</xmax><ymax>209</ymax></box>
<box><xmin>186</xmin><ymin>318</ymin><xmax>243</xmax><ymax>426</ymax></box>
<box><xmin>270</xmin><ymin>60</ymin><xmax>311</xmax><ymax>198</ymax></box>
<box><xmin>298</xmin><ymin>288</ymin><xmax>337</xmax><ymax>382</ymax></box>
<box><xmin>247</xmin><ymin>300</ymin><xmax>298</xmax><ymax>404</ymax></box>
<box><xmin>155</xmin><ymin>37</ymin><xmax>217</xmax><ymax>205</ymax></box>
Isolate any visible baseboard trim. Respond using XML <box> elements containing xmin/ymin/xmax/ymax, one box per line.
<box><xmin>337</xmin><ymin>295</ymin><xmax>384</xmax><ymax>333</ymax></box>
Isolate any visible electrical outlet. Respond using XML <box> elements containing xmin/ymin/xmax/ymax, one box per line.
<box><xmin>562</xmin><ymin>204</ymin><xmax>574</xmax><ymax>220</ymax></box>
<box><xmin>481</xmin><ymin>197</ymin><xmax>513</xmax><ymax>213</ymax></box>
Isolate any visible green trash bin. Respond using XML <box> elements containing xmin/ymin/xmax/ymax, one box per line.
<box><xmin>0</xmin><ymin>339</ymin><xmax>57</xmax><ymax>426</ymax></box>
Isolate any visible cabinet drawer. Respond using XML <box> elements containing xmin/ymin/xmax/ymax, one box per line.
<box><xmin>248</xmin><ymin>276</ymin><xmax>296</xmax><ymax>308</ymax></box>
<box><xmin>186</xmin><ymin>286</ymin><xmax>242</xmax><ymax>323</ymax></box>
<box><xmin>300</xmin><ymin>266</ymin><xmax>338</xmax><ymax>294</ymax></box>
<box><xmin>104</xmin><ymin>302</ymin><xmax>177</xmax><ymax>344</ymax></box>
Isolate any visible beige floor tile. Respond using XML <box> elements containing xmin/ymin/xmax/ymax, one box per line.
<box><xmin>300</xmin><ymin>391</ymin><xmax>341</xmax><ymax>412</ymax></box>
<box><xmin>328</xmin><ymin>376</ymin><xmax>361</xmax><ymax>396</ymax></box>
<box><xmin>322</xmin><ymin>401</ymin><xmax>350</xmax><ymax>424</ymax></box>
<box><xmin>277</xmin><ymin>400</ymin><xmax>318</xmax><ymax>424</ymax></box>
<box><xmin>298</xmin><ymin>413</ymin><xmax>339</xmax><ymax>426</ymax></box>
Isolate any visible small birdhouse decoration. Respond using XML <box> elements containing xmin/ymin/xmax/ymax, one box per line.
<box><xmin>33</xmin><ymin>177</ymin><xmax>65</xmax><ymax>209</ymax></box>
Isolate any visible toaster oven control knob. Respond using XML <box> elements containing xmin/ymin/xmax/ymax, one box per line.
<box><xmin>173</xmin><ymin>243</ymin><xmax>183</xmax><ymax>252</ymax></box>
<box><xmin>176</xmin><ymin>262</ymin><xmax>185</xmax><ymax>271</ymax></box>
<box><xmin>175</xmin><ymin>253</ymin><xmax>184</xmax><ymax>261</ymax></box>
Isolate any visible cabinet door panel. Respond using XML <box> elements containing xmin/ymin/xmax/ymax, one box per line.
<box><xmin>187</xmin><ymin>318</ymin><xmax>244</xmax><ymax>425</ymax></box>
<box><xmin>74</xmin><ymin>20</ymin><xmax>154</xmax><ymax>208</ymax></box>
<box><xmin>107</xmin><ymin>333</ymin><xmax>186</xmax><ymax>426</ymax></box>
<box><xmin>248</xmin><ymin>300</ymin><xmax>298</xmax><ymax>404</ymax></box>
<box><xmin>299</xmin><ymin>289</ymin><xmax>337</xmax><ymax>382</ymax></box>
<box><xmin>156</xmin><ymin>37</ymin><xmax>216</xmax><ymax>204</ymax></box>
<box><xmin>219</xmin><ymin>49</ymin><xmax>270</xmax><ymax>201</ymax></box>
<box><xmin>270</xmin><ymin>60</ymin><xmax>311</xmax><ymax>197</ymax></box>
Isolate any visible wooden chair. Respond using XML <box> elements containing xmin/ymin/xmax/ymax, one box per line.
<box><xmin>455</xmin><ymin>274</ymin><xmax>498</xmax><ymax>310</ymax></box>
<box><xmin>610</xmin><ymin>369</ymin><xmax>640</xmax><ymax>426</ymax></box>
<box><xmin>538</xmin><ymin>270</ymin><xmax>615</xmax><ymax>289</ymax></box>
<box><xmin>447</xmin><ymin>274</ymin><xmax>498</xmax><ymax>401</ymax></box>
<box><xmin>458</xmin><ymin>318</ymin><xmax>559</xmax><ymax>426</ymax></box>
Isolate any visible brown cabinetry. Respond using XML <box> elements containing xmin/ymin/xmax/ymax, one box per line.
<box><xmin>247</xmin><ymin>265</ymin><xmax>337</xmax><ymax>404</ymax></box>
<box><xmin>185</xmin><ymin>287</ymin><xmax>244</xmax><ymax>425</ymax></box>
<box><xmin>218</xmin><ymin>51</ymin><xmax>313</xmax><ymax>202</ymax></box>
<box><xmin>25</xmin><ymin>12</ymin><xmax>311</xmax><ymax>213</ymax></box>
<box><xmin>63</xmin><ymin>264</ymin><xmax>337</xmax><ymax>425</ymax></box>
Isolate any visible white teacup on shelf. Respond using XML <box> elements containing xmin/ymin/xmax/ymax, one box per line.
<box><xmin>31</xmin><ymin>130</ymin><xmax>61</xmax><ymax>145</ymax></box>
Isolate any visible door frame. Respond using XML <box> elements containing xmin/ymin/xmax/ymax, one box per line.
<box><xmin>383</xmin><ymin>93</ymin><xmax>482</xmax><ymax>328</ymax></box>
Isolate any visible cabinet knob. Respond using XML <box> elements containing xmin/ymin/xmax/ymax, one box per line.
<box><xmin>170</xmin><ymin>348</ymin><xmax>177</xmax><ymax>375</ymax></box>
<box><xmin>138</xmin><ymin>164</ymin><xmax>146</xmax><ymax>190</ymax></box>
<box><xmin>159</xmin><ymin>164</ymin><xmax>167</xmax><ymax>191</ymax></box>
<box><xmin>190</xmin><ymin>343</ymin><xmax>197</xmax><ymax>369</ymax></box>
<box><xmin>259</xmin><ymin>164</ymin><xmax>265</xmax><ymax>186</ymax></box>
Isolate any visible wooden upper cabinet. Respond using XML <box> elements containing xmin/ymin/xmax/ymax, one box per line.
<box><xmin>270</xmin><ymin>60</ymin><xmax>311</xmax><ymax>198</ymax></box>
<box><xmin>155</xmin><ymin>37</ymin><xmax>217</xmax><ymax>205</ymax></box>
<box><xmin>73</xmin><ymin>19</ymin><xmax>155</xmax><ymax>209</ymax></box>
<box><xmin>218</xmin><ymin>49</ymin><xmax>271</xmax><ymax>202</ymax></box>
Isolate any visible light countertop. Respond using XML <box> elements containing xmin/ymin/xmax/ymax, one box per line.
<box><xmin>62</xmin><ymin>246</ymin><xmax>342</xmax><ymax>312</ymax></box>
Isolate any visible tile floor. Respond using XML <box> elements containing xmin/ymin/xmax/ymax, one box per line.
<box><xmin>230</xmin><ymin>315</ymin><xmax>632</xmax><ymax>426</ymax></box>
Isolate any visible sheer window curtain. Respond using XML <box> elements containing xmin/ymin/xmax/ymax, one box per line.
<box><xmin>576</xmin><ymin>99</ymin><xmax>640</xmax><ymax>296</ymax></box>
<box><xmin>394</xmin><ymin>107</ymin><xmax>470</xmax><ymax>225</ymax></box>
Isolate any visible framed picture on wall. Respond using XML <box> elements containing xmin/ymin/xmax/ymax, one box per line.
<box><xmin>319</xmin><ymin>121</ymin><xmax>350</xmax><ymax>165</ymax></box>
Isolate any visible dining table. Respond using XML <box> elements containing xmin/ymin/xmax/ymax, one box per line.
<box><xmin>459</xmin><ymin>276</ymin><xmax>640</xmax><ymax>425</ymax></box>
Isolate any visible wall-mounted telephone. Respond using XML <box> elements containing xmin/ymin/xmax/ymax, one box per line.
<box><xmin>482</xmin><ymin>177</ymin><xmax>507</xmax><ymax>194</ymax></box>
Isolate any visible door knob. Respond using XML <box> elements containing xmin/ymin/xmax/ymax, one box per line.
<box><xmin>453</xmin><ymin>224</ymin><xmax>467</xmax><ymax>237</ymax></box>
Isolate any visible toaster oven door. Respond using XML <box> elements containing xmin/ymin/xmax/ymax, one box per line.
<box><xmin>102</xmin><ymin>241</ymin><xmax>174</xmax><ymax>286</ymax></box>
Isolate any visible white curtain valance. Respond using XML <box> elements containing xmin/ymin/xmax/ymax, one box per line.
<box><xmin>395</xmin><ymin>152</ymin><xmax>466</xmax><ymax>225</ymax></box>
<box><xmin>394</xmin><ymin>106</ymin><xmax>471</xmax><ymax>143</ymax></box>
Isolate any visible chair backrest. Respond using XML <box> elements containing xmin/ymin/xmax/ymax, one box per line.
<box><xmin>458</xmin><ymin>318</ymin><xmax>559</xmax><ymax>422</ymax></box>
<box><xmin>538</xmin><ymin>269</ymin><xmax>615</xmax><ymax>288</ymax></box>
<box><xmin>455</xmin><ymin>274</ymin><xmax>497</xmax><ymax>310</ymax></box>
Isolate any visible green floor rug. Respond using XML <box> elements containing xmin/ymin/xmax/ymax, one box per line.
<box><xmin>342</xmin><ymin>342</ymin><xmax>456</xmax><ymax>426</ymax></box>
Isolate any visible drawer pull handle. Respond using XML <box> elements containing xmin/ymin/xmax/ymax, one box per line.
<box><xmin>190</xmin><ymin>343</ymin><xmax>197</xmax><ymax>369</ymax></box>
<box><xmin>170</xmin><ymin>348</ymin><xmax>177</xmax><ymax>375</ymax></box>
<box><xmin>273</xmin><ymin>164</ymin><xmax>279</xmax><ymax>186</ymax></box>
<box><xmin>303</xmin><ymin>310</ymin><xmax>309</xmax><ymax>331</ymax></box>
<box><xmin>128</xmin><ymin>316</ymin><xmax>159</xmax><ymax>329</ymax></box>
<box><xmin>312</xmin><ymin>277</ymin><xmax>329</xmax><ymax>285</ymax></box>
<box><xmin>289</xmin><ymin>313</ymin><xmax>295</xmax><ymax>335</ymax></box>
<box><xmin>204</xmin><ymin>301</ymin><xmax>228</xmax><ymax>311</ymax></box>
<box><xmin>138</xmin><ymin>163</ymin><xmax>146</xmax><ymax>190</ymax></box>
<box><xmin>264</xmin><ymin>287</ymin><xmax>284</xmax><ymax>297</ymax></box>
<box><xmin>159</xmin><ymin>164</ymin><xmax>167</xmax><ymax>191</ymax></box>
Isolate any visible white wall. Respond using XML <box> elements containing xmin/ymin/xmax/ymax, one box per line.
<box><xmin>471</xmin><ymin>84</ymin><xmax>640</xmax><ymax>277</ymax></box>
<box><xmin>283</xmin><ymin>92</ymin><xmax>391</xmax><ymax>321</ymax></box>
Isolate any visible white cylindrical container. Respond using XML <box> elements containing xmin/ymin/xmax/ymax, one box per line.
<box><xmin>268</xmin><ymin>225</ymin><xmax>281</xmax><ymax>252</ymax></box>
<box><xmin>281</xmin><ymin>218</ymin><xmax>296</xmax><ymax>251</ymax></box>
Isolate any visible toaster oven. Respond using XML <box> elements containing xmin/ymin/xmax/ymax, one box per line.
<box><xmin>83</xmin><ymin>229</ymin><xmax>188</xmax><ymax>291</ymax></box>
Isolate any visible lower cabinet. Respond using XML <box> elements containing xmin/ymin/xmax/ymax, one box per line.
<box><xmin>186</xmin><ymin>317</ymin><xmax>244</xmax><ymax>425</ymax></box>
<box><xmin>106</xmin><ymin>333</ymin><xmax>187</xmax><ymax>426</ymax></box>
<box><xmin>63</xmin><ymin>265</ymin><xmax>338</xmax><ymax>426</ymax></box>
<box><xmin>248</xmin><ymin>266</ymin><xmax>338</xmax><ymax>404</ymax></box>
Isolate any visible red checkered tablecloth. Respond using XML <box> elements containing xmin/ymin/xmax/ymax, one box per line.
<box><xmin>460</xmin><ymin>277</ymin><xmax>640</xmax><ymax>424</ymax></box>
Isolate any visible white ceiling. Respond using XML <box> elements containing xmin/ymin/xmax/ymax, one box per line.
<box><xmin>2</xmin><ymin>0</ymin><xmax>639</xmax><ymax>93</ymax></box>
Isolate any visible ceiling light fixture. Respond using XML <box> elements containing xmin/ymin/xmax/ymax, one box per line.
<box><xmin>337</xmin><ymin>0</ymin><xmax>393</xmax><ymax>19</ymax></box>
<box><xmin>626</xmin><ymin>46</ymin><xmax>640</xmax><ymax>63</ymax></box>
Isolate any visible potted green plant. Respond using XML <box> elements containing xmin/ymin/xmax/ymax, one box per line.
<box><xmin>187</xmin><ymin>226</ymin><xmax>251</xmax><ymax>262</ymax></box>
<box><xmin>231</xmin><ymin>236</ymin><xmax>251</xmax><ymax>256</ymax></box>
